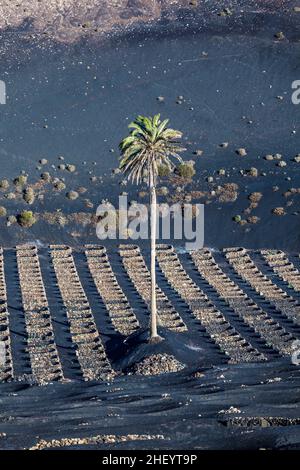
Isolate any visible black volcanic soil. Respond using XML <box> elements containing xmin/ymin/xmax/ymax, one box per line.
<box><xmin>0</xmin><ymin>358</ymin><xmax>300</xmax><ymax>450</ymax></box>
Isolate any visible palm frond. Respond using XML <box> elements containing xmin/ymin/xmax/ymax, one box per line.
<box><xmin>119</xmin><ymin>115</ymin><xmax>185</xmax><ymax>186</ymax></box>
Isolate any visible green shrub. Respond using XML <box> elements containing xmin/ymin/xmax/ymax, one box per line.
<box><xmin>177</xmin><ymin>163</ymin><xmax>195</xmax><ymax>179</ymax></box>
<box><xmin>157</xmin><ymin>164</ymin><xmax>171</xmax><ymax>177</ymax></box>
<box><xmin>17</xmin><ymin>210</ymin><xmax>36</xmax><ymax>227</ymax></box>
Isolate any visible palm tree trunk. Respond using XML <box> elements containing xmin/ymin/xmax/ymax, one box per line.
<box><xmin>149</xmin><ymin>174</ymin><xmax>158</xmax><ymax>341</ymax></box>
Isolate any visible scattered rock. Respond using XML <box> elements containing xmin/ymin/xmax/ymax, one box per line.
<box><xmin>277</xmin><ymin>160</ymin><xmax>287</xmax><ymax>167</ymax></box>
<box><xmin>158</xmin><ymin>186</ymin><xmax>169</xmax><ymax>196</ymax></box>
<box><xmin>39</xmin><ymin>158</ymin><xmax>48</xmax><ymax>165</ymax></box>
<box><xmin>66</xmin><ymin>164</ymin><xmax>76</xmax><ymax>173</ymax></box>
<box><xmin>248</xmin><ymin>167</ymin><xmax>258</xmax><ymax>177</ymax></box>
<box><xmin>219</xmin><ymin>406</ymin><xmax>242</xmax><ymax>415</ymax></box>
<box><xmin>274</xmin><ymin>31</ymin><xmax>285</xmax><ymax>40</ymax></box>
<box><xmin>264</xmin><ymin>154</ymin><xmax>274</xmax><ymax>161</ymax></box>
<box><xmin>293</xmin><ymin>154</ymin><xmax>300</xmax><ymax>163</ymax></box>
<box><xmin>236</xmin><ymin>148</ymin><xmax>247</xmax><ymax>156</ymax></box>
<box><xmin>84</xmin><ymin>199</ymin><xmax>94</xmax><ymax>209</ymax></box>
<box><xmin>66</xmin><ymin>191</ymin><xmax>79</xmax><ymax>200</ymax></box>
<box><xmin>77</xmin><ymin>186</ymin><xmax>87</xmax><ymax>194</ymax></box>
<box><xmin>128</xmin><ymin>354</ymin><xmax>185</xmax><ymax>376</ymax></box>
<box><xmin>218</xmin><ymin>8</ymin><xmax>233</xmax><ymax>16</ymax></box>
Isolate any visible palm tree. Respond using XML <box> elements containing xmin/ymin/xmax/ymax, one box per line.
<box><xmin>119</xmin><ymin>114</ymin><xmax>185</xmax><ymax>342</ymax></box>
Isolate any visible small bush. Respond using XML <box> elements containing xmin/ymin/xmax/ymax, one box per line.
<box><xmin>248</xmin><ymin>192</ymin><xmax>262</xmax><ymax>203</ymax></box>
<box><xmin>17</xmin><ymin>210</ymin><xmax>36</xmax><ymax>227</ymax></box>
<box><xmin>14</xmin><ymin>175</ymin><xmax>28</xmax><ymax>186</ymax></box>
<box><xmin>0</xmin><ymin>206</ymin><xmax>7</xmax><ymax>217</ymax></box>
<box><xmin>41</xmin><ymin>172</ymin><xmax>51</xmax><ymax>182</ymax></box>
<box><xmin>5</xmin><ymin>192</ymin><xmax>16</xmax><ymax>200</ymax></box>
<box><xmin>158</xmin><ymin>186</ymin><xmax>169</xmax><ymax>196</ymax></box>
<box><xmin>0</xmin><ymin>179</ymin><xmax>10</xmax><ymax>191</ymax></box>
<box><xmin>7</xmin><ymin>215</ymin><xmax>17</xmax><ymax>226</ymax></box>
<box><xmin>247</xmin><ymin>216</ymin><xmax>260</xmax><ymax>224</ymax></box>
<box><xmin>177</xmin><ymin>163</ymin><xmax>195</xmax><ymax>179</ymax></box>
<box><xmin>53</xmin><ymin>181</ymin><xmax>66</xmax><ymax>191</ymax></box>
<box><xmin>272</xmin><ymin>207</ymin><xmax>286</xmax><ymax>216</ymax></box>
<box><xmin>23</xmin><ymin>188</ymin><xmax>35</xmax><ymax>204</ymax></box>
<box><xmin>158</xmin><ymin>164</ymin><xmax>171</xmax><ymax>177</ymax></box>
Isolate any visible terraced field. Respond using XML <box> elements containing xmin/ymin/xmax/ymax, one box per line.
<box><xmin>1</xmin><ymin>244</ymin><xmax>300</xmax><ymax>385</ymax></box>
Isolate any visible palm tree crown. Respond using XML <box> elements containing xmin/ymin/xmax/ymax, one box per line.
<box><xmin>119</xmin><ymin>114</ymin><xmax>185</xmax><ymax>185</ymax></box>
